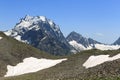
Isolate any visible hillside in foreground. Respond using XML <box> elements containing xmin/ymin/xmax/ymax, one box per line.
<box><xmin>1</xmin><ymin>32</ymin><xmax>120</xmax><ymax>80</ymax></box>
<box><xmin>0</xmin><ymin>32</ymin><xmax>60</xmax><ymax>77</ymax></box>
<box><xmin>1</xmin><ymin>49</ymin><xmax>120</xmax><ymax>80</ymax></box>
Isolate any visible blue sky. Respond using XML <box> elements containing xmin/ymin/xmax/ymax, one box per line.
<box><xmin>0</xmin><ymin>0</ymin><xmax>120</xmax><ymax>44</ymax></box>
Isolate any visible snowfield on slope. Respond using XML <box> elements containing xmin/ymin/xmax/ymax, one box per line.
<box><xmin>83</xmin><ymin>53</ymin><xmax>120</xmax><ymax>68</ymax></box>
<box><xmin>69</xmin><ymin>40</ymin><xmax>92</xmax><ymax>51</ymax></box>
<box><xmin>69</xmin><ymin>40</ymin><xmax>120</xmax><ymax>51</ymax></box>
<box><xmin>95</xmin><ymin>44</ymin><xmax>120</xmax><ymax>50</ymax></box>
<box><xmin>5</xmin><ymin>57</ymin><xmax>67</xmax><ymax>77</ymax></box>
<box><xmin>0</xmin><ymin>36</ymin><xmax>3</xmax><ymax>40</ymax></box>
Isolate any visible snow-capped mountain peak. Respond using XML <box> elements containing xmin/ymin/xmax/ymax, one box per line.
<box><xmin>24</xmin><ymin>15</ymin><xmax>46</xmax><ymax>22</ymax></box>
<box><xmin>66</xmin><ymin>31</ymin><xmax>100</xmax><ymax>48</ymax></box>
<box><xmin>67</xmin><ymin>31</ymin><xmax>120</xmax><ymax>52</ymax></box>
<box><xmin>16</xmin><ymin>15</ymin><xmax>60</xmax><ymax>33</ymax></box>
<box><xmin>24</xmin><ymin>15</ymin><xmax>33</xmax><ymax>21</ymax></box>
<box><xmin>4</xmin><ymin>15</ymin><xmax>72</xmax><ymax>55</ymax></box>
<box><xmin>5</xmin><ymin>15</ymin><xmax>61</xmax><ymax>37</ymax></box>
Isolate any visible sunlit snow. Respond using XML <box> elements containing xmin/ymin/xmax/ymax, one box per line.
<box><xmin>48</xmin><ymin>20</ymin><xmax>54</xmax><ymax>26</ymax></box>
<box><xmin>83</xmin><ymin>53</ymin><xmax>120</xmax><ymax>68</ymax></box>
<box><xmin>69</xmin><ymin>40</ymin><xmax>92</xmax><ymax>51</ymax></box>
<box><xmin>14</xmin><ymin>35</ymin><xmax>21</xmax><ymax>41</ymax></box>
<box><xmin>0</xmin><ymin>36</ymin><xmax>3</xmax><ymax>40</ymax></box>
<box><xmin>69</xmin><ymin>40</ymin><xmax>120</xmax><ymax>52</ymax></box>
<box><xmin>39</xmin><ymin>16</ymin><xmax>46</xmax><ymax>21</ymax></box>
<box><xmin>95</xmin><ymin>44</ymin><xmax>120</xmax><ymax>50</ymax></box>
<box><xmin>4</xmin><ymin>30</ymin><xmax>12</xmax><ymax>36</ymax></box>
<box><xmin>4</xmin><ymin>57</ymin><xmax>67</xmax><ymax>77</ymax></box>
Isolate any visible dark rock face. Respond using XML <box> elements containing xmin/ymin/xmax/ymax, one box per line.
<box><xmin>113</xmin><ymin>37</ymin><xmax>120</xmax><ymax>45</ymax></box>
<box><xmin>66</xmin><ymin>31</ymin><xmax>101</xmax><ymax>48</ymax></box>
<box><xmin>4</xmin><ymin>15</ymin><xmax>72</xmax><ymax>55</ymax></box>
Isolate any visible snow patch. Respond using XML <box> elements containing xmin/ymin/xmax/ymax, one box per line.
<box><xmin>0</xmin><ymin>36</ymin><xmax>3</xmax><ymax>40</ymax></box>
<box><xmin>41</xmin><ymin>36</ymin><xmax>47</xmax><ymax>41</ymax></box>
<box><xmin>69</xmin><ymin>40</ymin><xmax>86</xmax><ymax>51</ymax></box>
<box><xmin>94</xmin><ymin>44</ymin><xmax>120</xmax><ymax>50</ymax></box>
<box><xmin>16</xmin><ymin>20</ymin><xmax>32</xmax><ymax>28</ymax></box>
<box><xmin>83</xmin><ymin>53</ymin><xmax>120</xmax><ymax>68</ymax></box>
<box><xmin>14</xmin><ymin>35</ymin><xmax>27</xmax><ymax>43</ymax></box>
<box><xmin>14</xmin><ymin>35</ymin><xmax>21</xmax><ymax>41</ymax></box>
<box><xmin>4</xmin><ymin>57</ymin><xmax>67</xmax><ymax>77</ymax></box>
<box><xmin>24</xmin><ymin>15</ymin><xmax>33</xmax><ymax>21</ymax></box>
<box><xmin>39</xmin><ymin>16</ymin><xmax>46</xmax><ymax>21</ymax></box>
<box><xmin>69</xmin><ymin>40</ymin><xmax>120</xmax><ymax>52</ymax></box>
<box><xmin>28</xmin><ymin>25</ymin><xmax>40</xmax><ymax>31</ymax></box>
<box><xmin>48</xmin><ymin>20</ymin><xmax>54</xmax><ymax>26</ymax></box>
<box><xmin>4</xmin><ymin>30</ymin><xmax>12</xmax><ymax>36</ymax></box>
<box><xmin>69</xmin><ymin>40</ymin><xmax>92</xmax><ymax>51</ymax></box>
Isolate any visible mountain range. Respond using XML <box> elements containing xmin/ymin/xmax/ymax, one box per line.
<box><xmin>1</xmin><ymin>15</ymin><xmax>120</xmax><ymax>80</ymax></box>
<box><xmin>67</xmin><ymin>31</ymin><xmax>120</xmax><ymax>51</ymax></box>
<box><xmin>4</xmin><ymin>15</ymin><xmax>72</xmax><ymax>55</ymax></box>
<box><xmin>1</xmin><ymin>32</ymin><xmax>120</xmax><ymax>80</ymax></box>
<box><xmin>3</xmin><ymin>15</ymin><xmax>120</xmax><ymax>55</ymax></box>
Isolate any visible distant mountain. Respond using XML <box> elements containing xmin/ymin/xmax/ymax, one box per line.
<box><xmin>66</xmin><ymin>31</ymin><xmax>100</xmax><ymax>47</ymax></box>
<box><xmin>67</xmin><ymin>31</ymin><xmax>120</xmax><ymax>51</ymax></box>
<box><xmin>4</xmin><ymin>15</ymin><xmax>72</xmax><ymax>55</ymax></box>
<box><xmin>3</xmin><ymin>15</ymin><xmax>120</xmax><ymax>54</ymax></box>
<box><xmin>66</xmin><ymin>31</ymin><xmax>100</xmax><ymax>51</ymax></box>
<box><xmin>113</xmin><ymin>37</ymin><xmax>120</xmax><ymax>45</ymax></box>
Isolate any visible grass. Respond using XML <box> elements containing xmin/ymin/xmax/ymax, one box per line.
<box><xmin>1</xmin><ymin>49</ymin><xmax>120</xmax><ymax>80</ymax></box>
<box><xmin>0</xmin><ymin>32</ymin><xmax>59</xmax><ymax>77</ymax></box>
<box><xmin>1</xmin><ymin>32</ymin><xmax>120</xmax><ymax>80</ymax></box>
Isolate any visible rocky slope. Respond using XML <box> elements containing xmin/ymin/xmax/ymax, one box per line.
<box><xmin>113</xmin><ymin>37</ymin><xmax>120</xmax><ymax>45</ymax></box>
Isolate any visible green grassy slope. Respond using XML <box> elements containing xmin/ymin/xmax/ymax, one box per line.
<box><xmin>2</xmin><ymin>49</ymin><xmax>120</xmax><ymax>80</ymax></box>
<box><xmin>1</xmin><ymin>32</ymin><xmax>120</xmax><ymax>80</ymax></box>
<box><xmin>0</xmin><ymin>32</ymin><xmax>58</xmax><ymax>77</ymax></box>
